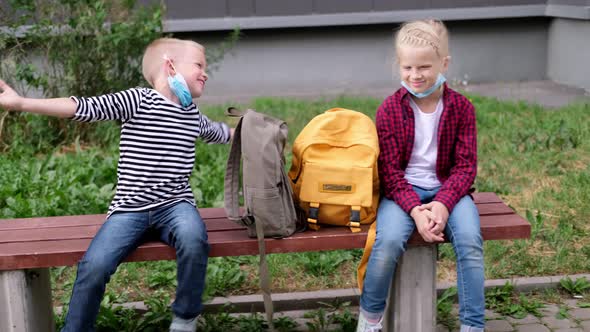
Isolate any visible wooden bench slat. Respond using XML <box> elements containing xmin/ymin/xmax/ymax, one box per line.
<box><xmin>0</xmin><ymin>192</ymin><xmax>531</xmax><ymax>271</ymax></box>
<box><xmin>0</xmin><ymin>219</ymin><xmax>530</xmax><ymax>271</ymax></box>
<box><xmin>0</xmin><ymin>208</ymin><xmax>233</xmax><ymax>230</ymax></box>
<box><xmin>0</xmin><ymin>218</ymin><xmax>245</xmax><ymax>243</ymax></box>
<box><xmin>0</xmin><ymin>201</ymin><xmax>511</xmax><ymax>234</ymax></box>
<box><xmin>472</xmin><ymin>192</ymin><xmax>503</xmax><ymax>204</ymax></box>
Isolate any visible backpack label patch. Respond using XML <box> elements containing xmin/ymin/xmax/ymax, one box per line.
<box><xmin>320</xmin><ymin>183</ymin><xmax>355</xmax><ymax>193</ymax></box>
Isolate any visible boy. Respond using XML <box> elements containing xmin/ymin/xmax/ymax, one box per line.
<box><xmin>0</xmin><ymin>38</ymin><xmax>232</xmax><ymax>332</ymax></box>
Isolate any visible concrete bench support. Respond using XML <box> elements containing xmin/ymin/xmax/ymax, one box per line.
<box><xmin>0</xmin><ymin>268</ymin><xmax>55</xmax><ymax>332</ymax></box>
<box><xmin>384</xmin><ymin>245</ymin><xmax>437</xmax><ymax>332</ymax></box>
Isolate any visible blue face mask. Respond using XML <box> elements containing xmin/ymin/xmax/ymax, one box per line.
<box><xmin>401</xmin><ymin>74</ymin><xmax>446</xmax><ymax>98</ymax></box>
<box><xmin>167</xmin><ymin>73</ymin><xmax>193</xmax><ymax>107</ymax></box>
<box><xmin>163</xmin><ymin>55</ymin><xmax>193</xmax><ymax>107</ymax></box>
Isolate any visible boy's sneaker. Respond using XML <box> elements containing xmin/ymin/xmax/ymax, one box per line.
<box><xmin>356</xmin><ymin>311</ymin><xmax>383</xmax><ymax>332</ymax></box>
<box><xmin>169</xmin><ymin>315</ymin><xmax>198</xmax><ymax>332</ymax></box>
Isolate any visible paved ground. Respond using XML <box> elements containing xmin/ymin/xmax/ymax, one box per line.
<box><xmin>201</xmin><ymin>80</ymin><xmax>589</xmax><ymax>109</ymax></box>
<box><xmin>270</xmin><ymin>302</ymin><xmax>590</xmax><ymax>332</ymax></box>
<box><xmin>199</xmin><ymin>274</ymin><xmax>590</xmax><ymax>331</ymax></box>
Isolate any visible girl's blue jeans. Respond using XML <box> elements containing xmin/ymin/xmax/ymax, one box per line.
<box><xmin>61</xmin><ymin>201</ymin><xmax>209</xmax><ymax>332</ymax></box>
<box><xmin>360</xmin><ymin>186</ymin><xmax>485</xmax><ymax>329</ymax></box>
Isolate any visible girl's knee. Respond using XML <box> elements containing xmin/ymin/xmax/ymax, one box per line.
<box><xmin>373</xmin><ymin>233</ymin><xmax>407</xmax><ymax>258</ymax></box>
<box><xmin>453</xmin><ymin>233</ymin><xmax>484</xmax><ymax>261</ymax></box>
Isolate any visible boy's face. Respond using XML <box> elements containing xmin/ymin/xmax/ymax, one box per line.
<box><xmin>397</xmin><ymin>45</ymin><xmax>448</xmax><ymax>94</ymax></box>
<box><xmin>172</xmin><ymin>46</ymin><xmax>208</xmax><ymax>98</ymax></box>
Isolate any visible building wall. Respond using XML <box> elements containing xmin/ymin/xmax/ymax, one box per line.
<box><xmin>185</xmin><ymin>18</ymin><xmax>549</xmax><ymax>100</ymax></box>
<box><xmin>1</xmin><ymin>0</ymin><xmax>588</xmax><ymax>95</ymax></box>
<box><xmin>157</xmin><ymin>0</ymin><xmax>589</xmax><ymax>96</ymax></box>
<box><xmin>547</xmin><ymin>18</ymin><xmax>590</xmax><ymax>90</ymax></box>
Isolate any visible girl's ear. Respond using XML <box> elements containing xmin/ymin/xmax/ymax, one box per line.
<box><xmin>442</xmin><ymin>55</ymin><xmax>451</xmax><ymax>72</ymax></box>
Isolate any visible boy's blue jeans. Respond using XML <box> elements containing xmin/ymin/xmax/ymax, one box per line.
<box><xmin>360</xmin><ymin>186</ymin><xmax>485</xmax><ymax>329</ymax></box>
<box><xmin>61</xmin><ymin>201</ymin><xmax>209</xmax><ymax>332</ymax></box>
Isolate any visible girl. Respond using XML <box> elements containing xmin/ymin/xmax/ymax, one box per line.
<box><xmin>357</xmin><ymin>19</ymin><xmax>484</xmax><ymax>332</ymax></box>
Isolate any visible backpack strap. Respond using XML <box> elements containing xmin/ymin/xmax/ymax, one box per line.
<box><xmin>223</xmin><ymin>107</ymin><xmax>276</xmax><ymax>331</ymax></box>
<box><xmin>307</xmin><ymin>203</ymin><xmax>362</xmax><ymax>232</ymax></box>
<box><xmin>254</xmin><ymin>210</ymin><xmax>276</xmax><ymax>331</ymax></box>
<box><xmin>307</xmin><ymin>202</ymin><xmax>321</xmax><ymax>231</ymax></box>
<box><xmin>349</xmin><ymin>205</ymin><xmax>362</xmax><ymax>233</ymax></box>
<box><xmin>224</xmin><ymin>115</ymin><xmax>252</xmax><ymax>226</ymax></box>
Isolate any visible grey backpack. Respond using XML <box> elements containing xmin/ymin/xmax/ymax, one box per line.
<box><xmin>224</xmin><ymin>107</ymin><xmax>304</xmax><ymax>329</ymax></box>
<box><xmin>224</xmin><ymin>107</ymin><xmax>303</xmax><ymax>237</ymax></box>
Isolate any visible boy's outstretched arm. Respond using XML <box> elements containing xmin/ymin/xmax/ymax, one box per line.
<box><xmin>0</xmin><ymin>79</ymin><xmax>76</xmax><ymax>118</ymax></box>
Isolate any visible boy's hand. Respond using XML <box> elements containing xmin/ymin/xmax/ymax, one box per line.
<box><xmin>418</xmin><ymin>201</ymin><xmax>449</xmax><ymax>235</ymax></box>
<box><xmin>411</xmin><ymin>207</ymin><xmax>444</xmax><ymax>242</ymax></box>
<box><xmin>0</xmin><ymin>79</ymin><xmax>22</xmax><ymax>111</ymax></box>
<box><xmin>230</xmin><ymin>127</ymin><xmax>235</xmax><ymax>140</ymax></box>
<box><xmin>0</xmin><ymin>79</ymin><xmax>75</xmax><ymax>117</ymax></box>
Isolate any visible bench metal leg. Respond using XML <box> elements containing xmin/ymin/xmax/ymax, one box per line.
<box><xmin>0</xmin><ymin>268</ymin><xmax>55</xmax><ymax>332</ymax></box>
<box><xmin>383</xmin><ymin>245</ymin><xmax>437</xmax><ymax>332</ymax></box>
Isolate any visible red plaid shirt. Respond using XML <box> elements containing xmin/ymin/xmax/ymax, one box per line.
<box><xmin>376</xmin><ymin>84</ymin><xmax>477</xmax><ymax>214</ymax></box>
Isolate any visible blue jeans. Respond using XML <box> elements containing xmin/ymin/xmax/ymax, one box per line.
<box><xmin>360</xmin><ymin>186</ymin><xmax>485</xmax><ymax>329</ymax></box>
<box><xmin>61</xmin><ymin>201</ymin><xmax>209</xmax><ymax>332</ymax></box>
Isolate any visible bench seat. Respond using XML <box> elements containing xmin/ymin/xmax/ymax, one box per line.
<box><xmin>0</xmin><ymin>192</ymin><xmax>529</xmax><ymax>270</ymax></box>
<box><xmin>0</xmin><ymin>192</ymin><xmax>531</xmax><ymax>332</ymax></box>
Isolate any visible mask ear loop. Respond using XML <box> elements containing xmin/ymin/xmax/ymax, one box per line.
<box><xmin>162</xmin><ymin>54</ymin><xmax>177</xmax><ymax>77</ymax></box>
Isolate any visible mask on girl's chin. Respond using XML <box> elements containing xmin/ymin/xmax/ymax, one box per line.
<box><xmin>167</xmin><ymin>72</ymin><xmax>193</xmax><ymax>107</ymax></box>
<box><xmin>401</xmin><ymin>74</ymin><xmax>447</xmax><ymax>99</ymax></box>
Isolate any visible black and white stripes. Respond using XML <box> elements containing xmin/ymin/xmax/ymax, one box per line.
<box><xmin>72</xmin><ymin>88</ymin><xmax>230</xmax><ymax>216</ymax></box>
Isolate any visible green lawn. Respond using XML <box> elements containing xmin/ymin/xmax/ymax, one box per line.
<box><xmin>1</xmin><ymin>94</ymin><xmax>589</xmax><ymax>309</ymax></box>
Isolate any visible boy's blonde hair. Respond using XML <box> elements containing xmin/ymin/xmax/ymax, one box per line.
<box><xmin>141</xmin><ymin>38</ymin><xmax>205</xmax><ymax>87</ymax></box>
<box><xmin>395</xmin><ymin>19</ymin><xmax>449</xmax><ymax>58</ymax></box>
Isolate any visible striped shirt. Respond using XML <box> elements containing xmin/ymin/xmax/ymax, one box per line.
<box><xmin>71</xmin><ymin>88</ymin><xmax>231</xmax><ymax>217</ymax></box>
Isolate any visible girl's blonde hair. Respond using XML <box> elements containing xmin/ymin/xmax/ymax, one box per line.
<box><xmin>141</xmin><ymin>38</ymin><xmax>205</xmax><ymax>87</ymax></box>
<box><xmin>395</xmin><ymin>19</ymin><xmax>449</xmax><ymax>58</ymax></box>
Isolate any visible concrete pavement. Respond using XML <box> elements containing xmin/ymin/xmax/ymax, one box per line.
<box><xmin>200</xmin><ymin>80</ymin><xmax>589</xmax><ymax>109</ymax></box>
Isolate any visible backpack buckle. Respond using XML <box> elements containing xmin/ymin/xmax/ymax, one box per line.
<box><xmin>242</xmin><ymin>215</ymin><xmax>255</xmax><ymax>226</ymax></box>
<box><xmin>308</xmin><ymin>202</ymin><xmax>320</xmax><ymax>230</ymax></box>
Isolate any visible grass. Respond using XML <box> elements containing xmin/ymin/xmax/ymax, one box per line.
<box><xmin>2</xmin><ymin>94</ymin><xmax>590</xmax><ymax>324</ymax></box>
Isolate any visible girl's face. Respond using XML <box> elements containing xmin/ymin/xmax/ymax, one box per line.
<box><xmin>397</xmin><ymin>45</ymin><xmax>448</xmax><ymax>94</ymax></box>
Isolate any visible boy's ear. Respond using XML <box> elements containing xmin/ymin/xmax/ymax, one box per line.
<box><xmin>162</xmin><ymin>54</ymin><xmax>176</xmax><ymax>76</ymax></box>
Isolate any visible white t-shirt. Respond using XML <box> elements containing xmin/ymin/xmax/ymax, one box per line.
<box><xmin>404</xmin><ymin>97</ymin><xmax>444</xmax><ymax>189</ymax></box>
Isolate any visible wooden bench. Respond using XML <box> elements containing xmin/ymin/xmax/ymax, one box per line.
<box><xmin>0</xmin><ymin>192</ymin><xmax>530</xmax><ymax>332</ymax></box>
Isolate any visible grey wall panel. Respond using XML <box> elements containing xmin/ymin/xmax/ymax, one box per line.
<box><xmin>314</xmin><ymin>0</ymin><xmax>373</xmax><ymax>13</ymax></box>
<box><xmin>373</xmin><ymin>0</ymin><xmax>432</xmax><ymax>10</ymax></box>
<box><xmin>187</xmin><ymin>18</ymin><xmax>550</xmax><ymax>100</ymax></box>
<box><xmin>228</xmin><ymin>0</ymin><xmax>256</xmax><ymax>17</ymax></box>
<box><xmin>432</xmin><ymin>0</ymin><xmax>494</xmax><ymax>8</ymax></box>
<box><xmin>192</xmin><ymin>26</ymin><xmax>397</xmax><ymax>98</ymax></box>
<box><xmin>442</xmin><ymin>18</ymin><xmax>548</xmax><ymax>84</ymax></box>
<box><xmin>547</xmin><ymin>18</ymin><xmax>590</xmax><ymax>90</ymax></box>
<box><xmin>492</xmin><ymin>0</ymin><xmax>545</xmax><ymax>4</ymax></box>
<box><xmin>254</xmin><ymin>0</ymin><xmax>314</xmax><ymax>16</ymax></box>
<box><xmin>165</xmin><ymin>0</ymin><xmax>226</xmax><ymax>19</ymax></box>
<box><xmin>547</xmin><ymin>0</ymin><xmax>590</xmax><ymax>5</ymax></box>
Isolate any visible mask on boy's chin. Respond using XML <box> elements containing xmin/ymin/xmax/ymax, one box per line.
<box><xmin>167</xmin><ymin>73</ymin><xmax>193</xmax><ymax>107</ymax></box>
<box><xmin>401</xmin><ymin>74</ymin><xmax>446</xmax><ymax>99</ymax></box>
<box><xmin>163</xmin><ymin>54</ymin><xmax>193</xmax><ymax>107</ymax></box>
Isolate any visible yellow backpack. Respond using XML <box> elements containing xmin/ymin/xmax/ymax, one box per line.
<box><xmin>288</xmin><ymin>108</ymin><xmax>379</xmax><ymax>232</ymax></box>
